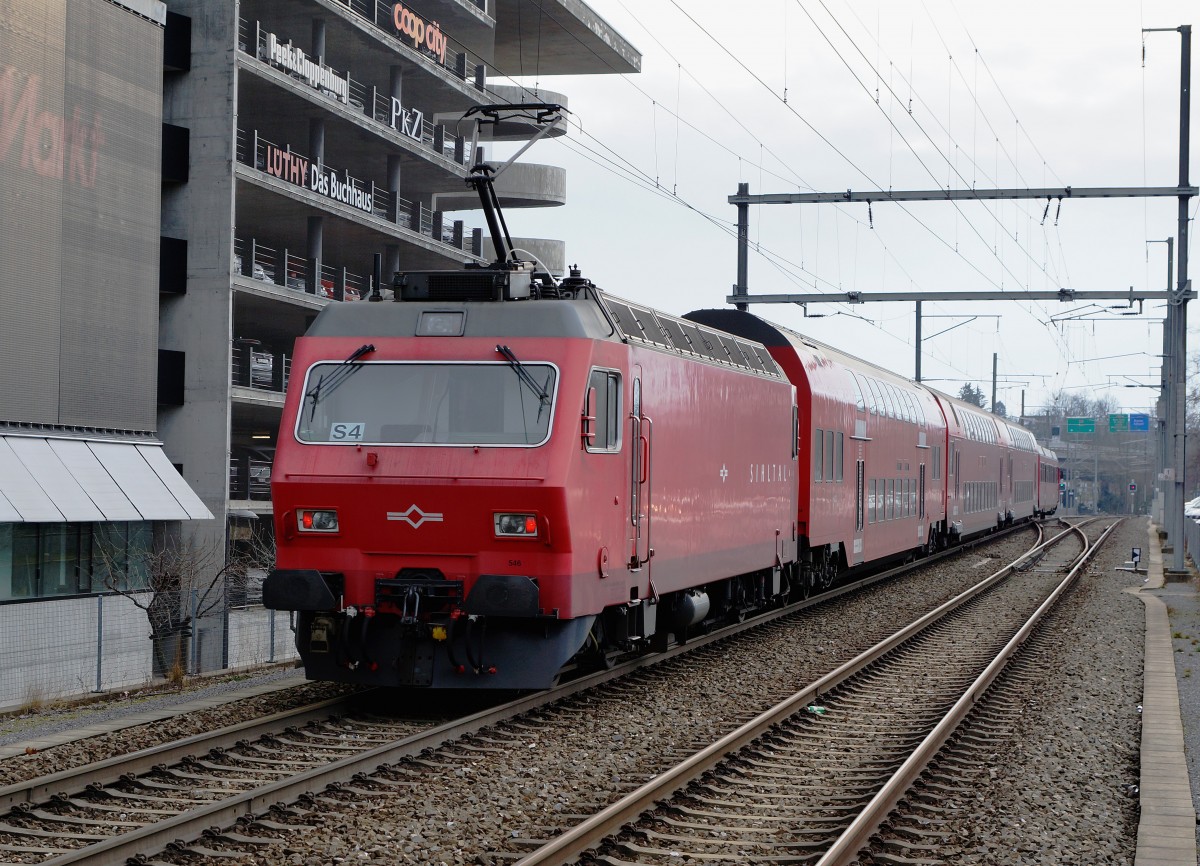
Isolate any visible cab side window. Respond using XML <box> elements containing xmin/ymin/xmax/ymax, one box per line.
<box><xmin>585</xmin><ymin>370</ymin><xmax>622</xmax><ymax>451</ymax></box>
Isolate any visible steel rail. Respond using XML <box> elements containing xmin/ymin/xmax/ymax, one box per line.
<box><xmin>9</xmin><ymin>521</ymin><xmax>1038</xmax><ymax>865</ymax></box>
<box><xmin>816</xmin><ymin>519</ymin><xmax>1121</xmax><ymax>865</ymax></box>
<box><xmin>0</xmin><ymin>696</ymin><xmax>352</xmax><ymax>812</ymax></box>
<box><xmin>510</xmin><ymin>522</ymin><xmax>1071</xmax><ymax>866</ymax></box>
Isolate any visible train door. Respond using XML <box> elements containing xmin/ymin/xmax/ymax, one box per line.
<box><xmin>950</xmin><ymin>442</ymin><xmax>960</xmax><ymax>516</ymax></box>
<box><xmin>628</xmin><ymin>375</ymin><xmax>652</xmax><ymax>574</ymax></box>
<box><xmin>919</xmin><ymin>462</ymin><xmax>926</xmax><ymax>520</ymax></box>
<box><xmin>853</xmin><ymin>456</ymin><xmax>865</xmax><ymax>564</ymax></box>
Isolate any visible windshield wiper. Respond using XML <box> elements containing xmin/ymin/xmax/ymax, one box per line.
<box><xmin>305</xmin><ymin>343</ymin><xmax>375</xmax><ymax>421</ymax></box>
<box><xmin>496</xmin><ymin>344</ymin><xmax>550</xmax><ymax>405</ymax></box>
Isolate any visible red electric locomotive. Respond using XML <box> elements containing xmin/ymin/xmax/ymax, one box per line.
<box><xmin>263</xmin><ymin>273</ymin><xmax>798</xmax><ymax>689</ymax></box>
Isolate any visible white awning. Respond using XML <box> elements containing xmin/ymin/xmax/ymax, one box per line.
<box><xmin>0</xmin><ymin>434</ymin><xmax>213</xmax><ymax>523</ymax></box>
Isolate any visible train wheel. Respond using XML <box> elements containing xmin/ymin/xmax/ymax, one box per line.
<box><xmin>796</xmin><ymin>568</ymin><xmax>813</xmax><ymax>600</ymax></box>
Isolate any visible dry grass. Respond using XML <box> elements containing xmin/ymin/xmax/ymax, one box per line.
<box><xmin>167</xmin><ymin>645</ymin><xmax>187</xmax><ymax>689</ymax></box>
<box><xmin>17</xmin><ymin>687</ymin><xmax>45</xmax><ymax>716</ymax></box>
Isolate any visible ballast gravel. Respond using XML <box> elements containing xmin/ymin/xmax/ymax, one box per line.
<box><xmin>0</xmin><ymin>521</ymin><xmax>1155</xmax><ymax>865</ymax></box>
<box><xmin>882</xmin><ymin>518</ymin><xmax>1147</xmax><ymax>865</ymax></box>
<box><xmin>0</xmin><ymin>669</ymin><xmax>353</xmax><ymax>787</ymax></box>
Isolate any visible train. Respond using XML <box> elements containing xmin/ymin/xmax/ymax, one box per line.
<box><xmin>261</xmin><ymin>103</ymin><xmax>1058</xmax><ymax>690</ymax></box>
<box><xmin>261</xmin><ymin>265</ymin><xmax>1059</xmax><ymax>690</ymax></box>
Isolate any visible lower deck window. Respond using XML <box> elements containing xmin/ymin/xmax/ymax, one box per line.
<box><xmin>0</xmin><ymin>522</ymin><xmax>152</xmax><ymax>602</ymax></box>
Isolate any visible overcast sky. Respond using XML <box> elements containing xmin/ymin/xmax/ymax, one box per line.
<box><xmin>489</xmin><ymin>0</ymin><xmax>1197</xmax><ymax>419</ymax></box>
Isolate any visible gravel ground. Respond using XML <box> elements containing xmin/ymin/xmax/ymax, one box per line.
<box><xmin>0</xmin><ymin>522</ymin><xmax>1168</xmax><ymax>866</ymax></box>
<box><xmin>903</xmin><ymin>517</ymin><xmax>1146</xmax><ymax>865</ymax></box>
<box><xmin>145</xmin><ymin>530</ymin><xmax>1045</xmax><ymax>865</ymax></box>
<box><xmin>0</xmin><ymin>664</ymin><xmax>307</xmax><ymax>747</ymax></box>
<box><xmin>0</xmin><ymin>666</ymin><xmax>362</xmax><ymax>787</ymax></box>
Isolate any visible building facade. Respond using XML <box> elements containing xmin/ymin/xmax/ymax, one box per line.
<box><xmin>159</xmin><ymin>0</ymin><xmax>636</xmax><ymax>521</ymax></box>
<box><xmin>154</xmin><ymin>1</ymin><xmax>638</xmax><ymax>671</ymax></box>
<box><xmin>0</xmin><ymin>0</ymin><xmax>213</xmax><ymax>707</ymax></box>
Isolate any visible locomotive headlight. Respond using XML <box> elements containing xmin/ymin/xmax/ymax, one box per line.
<box><xmin>495</xmin><ymin>513</ymin><xmax>538</xmax><ymax>537</ymax></box>
<box><xmin>298</xmin><ymin>509</ymin><xmax>339</xmax><ymax>533</ymax></box>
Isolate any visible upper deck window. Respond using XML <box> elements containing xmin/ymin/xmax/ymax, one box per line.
<box><xmin>296</xmin><ymin>361</ymin><xmax>558</xmax><ymax>447</ymax></box>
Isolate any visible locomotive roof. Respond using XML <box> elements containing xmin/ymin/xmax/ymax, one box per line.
<box><xmin>305</xmin><ymin>294</ymin><xmax>618</xmax><ymax>340</ymax></box>
<box><xmin>304</xmin><ymin>292</ymin><xmax>784</xmax><ymax>379</ymax></box>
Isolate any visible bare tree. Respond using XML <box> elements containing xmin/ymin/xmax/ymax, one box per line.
<box><xmin>94</xmin><ymin>527</ymin><xmax>275</xmax><ymax>679</ymax></box>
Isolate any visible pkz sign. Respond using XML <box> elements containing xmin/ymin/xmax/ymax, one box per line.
<box><xmin>389</xmin><ymin>98</ymin><xmax>424</xmax><ymax>142</ymax></box>
<box><xmin>262</xmin><ymin>143</ymin><xmax>373</xmax><ymax>214</ymax></box>
<box><xmin>392</xmin><ymin>4</ymin><xmax>449</xmax><ymax>65</ymax></box>
<box><xmin>264</xmin><ymin>32</ymin><xmax>349</xmax><ymax>104</ymax></box>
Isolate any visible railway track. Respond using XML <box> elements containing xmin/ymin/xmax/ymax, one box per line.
<box><xmin>0</xmin><ymin>523</ymin><xmax>1046</xmax><ymax>866</ymax></box>
<box><xmin>499</xmin><ymin>518</ymin><xmax>1119</xmax><ymax>866</ymax></box>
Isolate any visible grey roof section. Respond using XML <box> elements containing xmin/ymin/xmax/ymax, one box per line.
<box><xmin>307</xmin><ymin>295</ymin><xmax>619</xmax><ymax>340</ymax></box>
<box><xmin>6</xmin><ymin>438</ymin><xmax>106</xmax><ymax>522</ymax></box>
<box><xmin>89</xmin><ymin>443</ymin><xmax>191</xmax><ymax>522</ymax></box>
<box><xmin>138</xmin><ymin>444</ymin><xmax>213</xmax><ymax>520</ymax></box>
<box><xmin>0</xmin><ymin>435</ymin><xmax>213</xmax><ymax>523</ymax></box>
<box><xmin>0</xmin><ymin>438</ymin><xmax>63</xmax><ymax>521</ymax></box>
<box><xmin>493</xmin><ymin>0</ymin><xmax>641</xmax><ymax>76</ymax></box>
<box><xmin>0</xmin><ymin>489</ymin><xmax>18</xmax><ymax>523</ymax></box>
<box><xmin>49</xmin><ymin>440</ymin><xmax>144</xmax><ymax>521</ymax></box>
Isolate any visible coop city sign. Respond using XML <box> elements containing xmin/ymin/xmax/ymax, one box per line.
<box><xmin>392</xmin><ymin>4</ymin><xmax>449</xmax><ymax>65</ymax></box>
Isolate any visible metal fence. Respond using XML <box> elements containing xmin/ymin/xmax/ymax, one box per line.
<box><xmin>1184</xmin><ymin>516</ymin><xmax>1200</xmax><ymax>570</ymax></box>
<box><xmin>0</xmin><ymin>592</ymin><xmax>298</xmax><ymax>711</ymax></box>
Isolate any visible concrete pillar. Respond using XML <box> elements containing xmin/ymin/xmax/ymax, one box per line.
<box><xmin>307</xmin><ymin>215</ymin><xmax>324</xmax><ymax>295</ymax></box>
<box><xmin>307</xmin><ymin>216</ymin><xmax>324</xmax><ymax>263</ymax></box>
<box><xmin>389</xmin><ymin>65</ymin><xmax>403</xmax><ymax>102</ymax></box>
<box><xmin>311</xmin><ymin>18</ymin><xmax>326</xmax><ymax>64</ymax></box>
<box><xmin>386</xmin><ymin>154</ymin><xmax>402</xmax><ymax>222</ymax></box>
<box><xmin>308</xmin><ymin>117</ymin><xmax>325</xmax><ymax>166</ymax></box>
<box><xmin>385</xmin><ymin>244</ymin><xmax>400</xmax><ymax>285</ymax></box>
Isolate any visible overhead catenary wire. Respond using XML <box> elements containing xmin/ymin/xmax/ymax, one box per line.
<box><xmin>475</xmin><ymin>0</ymin><xmax>1158</xmax><ymax>400</ymax></box>
<box><xmin>495</xmin><ymin>10</ymin><xmax>1043</xmax><ymax>374</ymax></box>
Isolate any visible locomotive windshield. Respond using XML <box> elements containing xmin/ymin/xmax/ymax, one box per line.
<box><xmin>296</xmin><ymin>361</ymin><xmax>558</xmax><ymax>446</ymax></box>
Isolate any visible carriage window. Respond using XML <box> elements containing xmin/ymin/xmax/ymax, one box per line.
<box><xmin>813</xmin><ymin>428</ymin><xmax>825</xmax><ymax>482</ymax></box>
<box><xmin>585</xmin><ymin>369</ymin><xmax>622</xmax><ymax>452</ymax></box>
<box><xmin>866</xmin><ymin>378</ymin><xmax>882</xmax><ymax>415</ymax></box>
<box><xmin>823</xmin><ymin>430</ymin><xmax>835</xmax><ymax>482</ymax></box>
<box><xmin>851</xmin><ymin>373</ymin><xmax>867</xmax><ymax>412</ymax></box>
<box><xmin>834</xmin><ymin>432</ymin><xmax>844</xmax><ymax>482</ymax></box>
<box><xmin>297</xmin><ymin>361</ymin><xmax>558</xmax><ymax>446</ymax></box>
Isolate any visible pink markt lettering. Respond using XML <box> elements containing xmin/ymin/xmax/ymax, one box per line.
<box><xmin>0</xmin><ymin>66</ymin><xmax>103</xmax><ymax>188</ymax></box>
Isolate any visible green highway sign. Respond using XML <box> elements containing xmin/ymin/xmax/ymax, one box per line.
<box><xmin>1108</xmin><ymin>414</ymin><xmax>1129</xmax><ymax>432</ymax></box>
<box><xmin>1067</xmin><ymin>417</ymin><xmax>1095</xmax><ymax>434</ymax></box>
